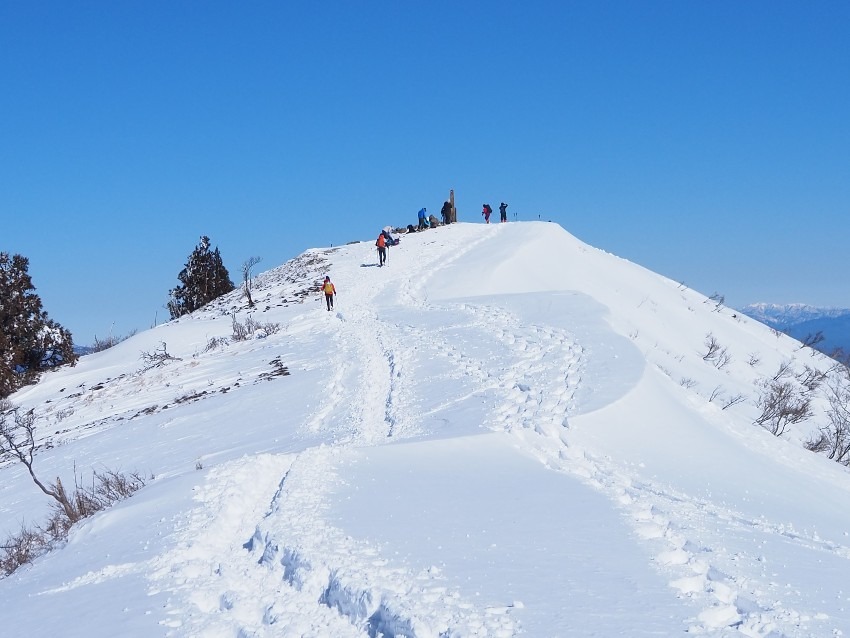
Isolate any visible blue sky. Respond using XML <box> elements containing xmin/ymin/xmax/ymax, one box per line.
<box><xmin>2</xmin><ymin>1</ymin><xmax>848</xmax><ymax>344</ymax></box>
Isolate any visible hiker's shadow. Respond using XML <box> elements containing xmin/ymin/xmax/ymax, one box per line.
<box><xmin>360</xmin><ymin>263</ymin><xmax>384</xmax><ymax>268</ymax></box>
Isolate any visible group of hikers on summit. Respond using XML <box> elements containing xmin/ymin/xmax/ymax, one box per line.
<box><xmin>319</xmin><ymin>196</ymin><xmax>511</xmax><ymax>308</ymax></box>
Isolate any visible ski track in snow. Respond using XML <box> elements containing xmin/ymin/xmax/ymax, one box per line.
<box><xmin>140</xmin><ymin>226</ymin><xmax>848</xmax><ymax>637</ymax></box>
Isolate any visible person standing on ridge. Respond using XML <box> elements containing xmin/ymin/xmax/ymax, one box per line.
<box><xmin>417</xmin><ymin>207</ymin><xmax>427</xmax><ymax>230</ymax></box>
<box><xmin>499</xmin><ymin>202</ymin><xmax>508</xmax><ymax>223</ymax></box>
<box><xmin>321</xmin><ymin>276</ymin><xmax>336</xmax><ymax>311</ymax></box>
<box><xmin>482</xmin><ymin>204</ymin><xmax>492</xmax><ymax>224</ymax></box>
<box><xmin>376</xmin><ymin>231</ymin><xmax>387</xmax><ymax>266</ymax></box>
<box><xmin>441</xmin><ymin>200</ymin><xmax>452</xmax><ymax>225</ymax></box>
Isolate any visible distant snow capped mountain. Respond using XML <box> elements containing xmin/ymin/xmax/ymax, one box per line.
<box><xmin>740</xmin><ymin>303</ymin><xmax>850</xmax><ymax>329</ymax></box>
<box><xmin>741</xmin><ymin>303</ymin><xmax>850</xmax><ymax>356</ymax></box>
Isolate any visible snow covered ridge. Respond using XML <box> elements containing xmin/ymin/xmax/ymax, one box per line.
<box><xmin>2</xmin><ymin>221</ymin><xmax>850</xmax><ymax>637</ymax></box>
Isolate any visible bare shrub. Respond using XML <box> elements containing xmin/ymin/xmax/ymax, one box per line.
<box><xmin>263</xmin><ymin>322</ymin><xmax>282</xmax><ymax>336</ymax></box>
<box><xmin>747</xmin><ymin>352</ymin><xmax>761</xmax><ymax>367</ymax></box>
<box><xmin>771</xmin><ymin>360</ymin><xmax>795</xmax><ymax>382</ymax></box>
<box><xmin>0</xmin><ymin>404</ymin><xmax>145</xmax><ymax>576</ymax></box>
<box><xmin>204</xmin><ymin>336</ymin><xmax>230</xmax><ymax>352</ymax></box>
<box><xmin>680</xmin><ymin>377</ymin><xmax>697</xmax><ymax>389</ymax></box>
<box><xmin>90</xmin><ymin>329</ymin><xmax>138</xmax><ymax>353</ymax></box>
<box><xmin>703</xmin><ymin>334</ymin><xmax>721</xmax><ymax>361</ymax></box>
<box><xmin>805</xmin><ymin>370</ymin><xmax>850</xmax><ymax>465</ymax></box>
<box><xmin>754</xmin><ymin>379</ymin><xmax>812</xmax><ymax>437</ymax></box>
<box><xmin>722</xmin><ymin>393</ymin><xmax>746</xmax><ymax>410</ymax></box>
<box><xmin>140</xmin><ymin>342</ymin><xmax>182</xmax><ymax>370</ymax></box>
<box><xmin>0</xmin><ymin>523</ymin><xmax>48</xmax><ymax>576</ymax></box>
<box><xmin>828</xmin><ymin>348</ymin><xmax>850</xmax><ymax>366</ymax></box>
<box><xmin>797</xmin><ymin>331</ymin><xmax>825</xmax><ymax>351</ymax></box>
<box><xmin>704</xmin><ymin>292</ymin><xmax>725</xmax><ymax>312</ymax></box>
<box><xmin>231</xmin><ymin>313</ymin><xmax>281</xmax><ymax>341</ymax></box>
<box><xmin>702</xmin><ymin>334</ymin><xmax>731</xmax><ymax>369</ymax></box>
<box><xmin>796</xmin><ymin>365</ymin><xmax>829</xmax><ymax>394</ymax></box>
<box><xmin>0</xmin><ymin>467</ymin><xmax>145</xmax><ymax>577</ymax></box>
<box><xmin>707</xmin><ymin>385</ymin><xmax>744</xmax><ymax>408</ymax></box>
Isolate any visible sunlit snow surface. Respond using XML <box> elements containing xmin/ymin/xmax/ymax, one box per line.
<box><xmin>2</xmin><ymin>222</ymin><xmax>849</xmax><ymax>637</ymax></box>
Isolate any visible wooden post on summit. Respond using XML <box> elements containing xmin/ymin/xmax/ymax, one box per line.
<box><xmin>450</xmin><ymin>189</ymin><xmax>456</xmax><ymax>223</ymax></box>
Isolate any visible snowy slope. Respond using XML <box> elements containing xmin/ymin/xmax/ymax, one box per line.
<box><xmin>2</xmin><ymin>222</ymin><xmax>849</xmax><ymax>637</ymax></box>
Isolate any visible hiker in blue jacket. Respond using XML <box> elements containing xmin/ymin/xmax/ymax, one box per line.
<box><xmin>417</xmin><ymin>207</ymin><xmax>427</xmax><ymax>230</ymax></box>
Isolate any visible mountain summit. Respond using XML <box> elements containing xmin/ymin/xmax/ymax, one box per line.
<box><xmin>2</xmin><ymin>222</ymin><xmax>849</xmax><ymax>636</ymax></box>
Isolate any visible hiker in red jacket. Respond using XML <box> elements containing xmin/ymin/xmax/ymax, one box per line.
<box><xmin>482</xmin><ymin>204</ymin><xmax>492</xmax><ymax>224</ymax></box>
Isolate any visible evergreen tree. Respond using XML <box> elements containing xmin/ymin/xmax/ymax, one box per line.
<box><xmin>0</xmin><ymin>252</ymin><xmax>78</xmax><ymax>398</ymax></box>
<box><xmin>167</xmin><ymin>236</ymin><xmax>235</xmax><ymax>319</ymax></box>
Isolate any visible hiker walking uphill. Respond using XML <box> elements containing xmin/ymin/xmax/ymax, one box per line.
<box><xmin>417</xmin><ymin>208</ymin><xmax>427</xmax><ymax>230</ymax></box>
<box><xmin>499</xmin><ymin>202</ymin><xmax>508</xmax><ymax>223</ymax></box>
<box><xmin>376</xmin><ymin>232</ymin><xmax>387</xmax><ymax>266</ymax></box>
<box><xmin>482</xmin><ymin>204</ymin><xmax>492</xmax><ymax>224</ymax></box>
<box><xmin>321</xmin><ymin>276</ymin><xmax>336</xmax><ymax>311</ymax></box>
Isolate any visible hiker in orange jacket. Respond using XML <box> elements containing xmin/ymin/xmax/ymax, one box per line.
<box><xmin>321</xmin><ymin>276</ymin><xmax>336</xmax><ymax>311</ymax></box>
<box><xmin>376</xmin><ymin>232</ymin><xmax>387</xmax><ymax>266</ymax></box>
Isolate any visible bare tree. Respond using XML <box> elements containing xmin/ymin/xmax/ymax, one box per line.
<box><xmin>0</xmin><ymin>401</ymin><xmax>79</xmax><ymax>523</ymax></box>
<box><xmin>242</xmin><ymin>256</ymin><xmax>262</xmax><ymax>308</ymax></box>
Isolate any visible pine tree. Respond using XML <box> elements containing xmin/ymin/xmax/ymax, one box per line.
<box><xmin>167</xmin><ymin>236</ymin><xmax>235</xmax><ymax>319</ymax></box>
<box><xmin>0</xmin><ymin>253</ymin><xmax>78</xmax><ymax>398</ymax></box>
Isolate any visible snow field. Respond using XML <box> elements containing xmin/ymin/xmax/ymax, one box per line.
<box><xmin>2</xmin><ymin>222</ymin><xmax>849</xmax><ymax>637</ymax></box>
